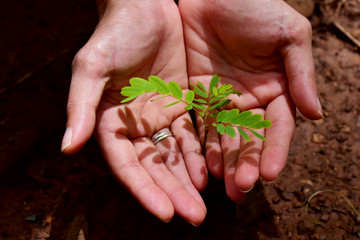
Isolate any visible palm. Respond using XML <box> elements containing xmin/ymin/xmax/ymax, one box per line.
<box><xmin>180</xmin><ymin>0</ymin><xmax>317</xmax><ymax>202</ymax></box>
<box><xmin>67</xmin><ymin>1</ymin><xmax>206</xmax><ymax>224</ymax></box>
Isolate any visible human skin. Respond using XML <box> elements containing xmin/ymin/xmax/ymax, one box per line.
<box><xmin>179</xmin><ymin>0</ymin><xmax>322</xmax><ymax>202</ymax></box>
<box><xmin>61</xmin><ymin>0</ymin><xmax>207</xmax><ymax>225</ymax></box>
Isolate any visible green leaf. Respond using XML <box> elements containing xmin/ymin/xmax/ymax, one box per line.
<box><xmin>148</xmin><ymin>76</ymin><xmax>170</xmax><ymax>94</ymax></box>
<box><xmin>238</xmin><ymin>127</ymin><xmax>250</xmax><ymax>141</ymax></box>
<box><xmin>190</xmin><ymin>83</ymin><xmax>208</xmax><ymax>98</ymax></box>
<box><xmin>121</xmin><ymin>95</ymin><xmax>138</xmax><ymax>103</ymax></box>
<box><xmin>197</xmin><ymin>81</ymin><xmax>207</xmax><ymax>94</ymax></box>
<box><xmin>209</xmin><ymin>93</ymin><xmax>231</xmax><ymax>104</ymax></box>
<box><xmin>209</xmin><ymin>112</ymin><xmax>219</xmax><ymax>118</ymax></box>
<box><xmin>241</xmin><ymin>114</ymin><xmax>263</xmax><ymax>127</ymax></box>
<box><xmin>168</xmin><ymin>81</ymin><xmax>183</xmax><ymax>100</ymax></box>
<box><xmin>198</xmin><ymin>111</ymin><xmax>205</xmax><ymax>118</ymax></box>
<box><xmin>225</xmin><ymin>125</ymin><xmax>236</xmax><ymax>137</ymax></box>
<box><xmin>121</xmin><ymin>86</ymin><xmax>144</xmax><ymax>97</ymax></box>
<box><xmin>219</xmin><ymin>84</ymin><xmax>233</xmax><ymax>93</ymax></box>
<box><xmin>164</xmin><ymin>100</ymin><xmax>181</xmax><ymax>108</ymax></box>
<box><xmin>217</xmin><ymin>123</ymin><xmax>226</xmax><ymax>134</ymax></box>
<box><xmin>216</xmin><ymin>110</ymin><xmax>227</xmax><ymax>122</ymax></box>
<box><xmin>185</xmin><ymin>104</ymin><xmax>193</xmax><ymax>110</ymax></box>
<box><xmin>209</xmin><ymin>74</ymin><xmax>220</xmax><ymax>93</ymax></box>
<box><xmin>150</xmin><ymin>95</ymin><xmax>168</xmax><ymax>102</ymax></box>
<box><xmin>129</xmin><ymin>77</ymin><xmax>156</xmax><ymax>92</ymax></box>
<box><xmin>209</xmin><ymin>99</ymin><xmax>231</xmax><ymax>110</ymax></box>
<box><xmin>222</xmin><ymin>109</ymin><xmax>239</xmax><ymax>123</ymax></box>
<box><xmin>249</xmin><ymin>120</ymin><xmax>273</xmax><ymax>129</ymax></box>
<box><xmin>185</xmin><ymin>90</ymin><xmax>195</xmax><ymax>104</ymax></box>
<box><xmin>228</xmin><ymin>89</ymin><xmax>242</xmax><ymax>96</ymax></box>
<box><xmin>231</xmin><ymin>110</ymin><xmax>252</xmax><ymax>125</ymax></box>
<box><xmin>192</xmin><ymin>103</ymin><xmax>207</xmax><ymax>110</ymax></box>
<box><xmin>194</xmin><ymin>98</ymin><xmax>207</xmax><ymax>104</ymax></box>
<box><xmin>262</xmin><ymin>120</ymin><xmax>272</xmax><ymax>128</ymax></box>
<box><xmin>212</xmin><ymin>87</ymin><xmax>218</xmax><ymax>96</ymax></box>
<box><xmin>250</xmin><ymin>129</ymin><xmax>266</xmax><ymax>141</ymax></box>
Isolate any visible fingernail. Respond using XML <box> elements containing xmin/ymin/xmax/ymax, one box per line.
<box><xmin>239</xmin><ymin>184</ymin><xmax>255</xmax><ymax>193</ymax></box>
<box><xmin>162</xmin><ymin>219</ymin><xmax>171</xmax><ymax>223</ymax></box>
<box><xmin>189</xmin><ymin>222</ymin><xmax>200</xmax><ymax>227</ymax></box>
<box><xmin>61</xmin><ymin>127</ymin><xmax>72</xmax><ymax>151</ymax></box>
<box><xmin>317</xmin><ymin>96</ymin><xmax>323</xmax><ymax>118</ymax></box>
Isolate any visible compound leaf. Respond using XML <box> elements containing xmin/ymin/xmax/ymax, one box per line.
<box><xmin>148</xmin><ymin>76</ymin><xmax>170</xmax><ymax>94</ymax></box>
<box><xmin>250</xmin><ymin>129</ymin><xmax>266</xmax><ymax>141</ymax></box>
<box><xmin>129</xmin><ymin>77</ymin><xmax>156</xmax><ymax>92</ymax></box>
<box><xmin>225</xmin><ymin>125</ymin><xmax>236</xmax><ymax>137</ymax></box>
<box><xmin>238</xmin><ymin>127</ymin><xmax>250</xmax><ymax>141</ymax></box>
<box><xmin>168</xmin><ymin>81</ymin><xmax>183</xmax><ymax>100</ymax></box>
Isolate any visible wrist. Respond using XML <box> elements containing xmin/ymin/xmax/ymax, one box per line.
<box><xmin>96</xmin><ymin>0</ymin><xmax>177</xmax><ymax>20</ymax></box>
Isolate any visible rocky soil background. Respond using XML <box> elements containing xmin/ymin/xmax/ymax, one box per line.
<box><xmin>0</xmin><ymin>0</ymin><xmax>359</xmax><ymax>239</ymax></box>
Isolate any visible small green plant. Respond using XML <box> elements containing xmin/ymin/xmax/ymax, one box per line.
<box><xmin>120</xmin><ymin>74</ymin><xmax>272</xmax><ymax>141</ymax></box>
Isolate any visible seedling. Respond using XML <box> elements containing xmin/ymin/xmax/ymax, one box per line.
<box><xmin>120</xmin><ymin>74</ymin><xmax>272</xmax><ymax>141</ymax></box>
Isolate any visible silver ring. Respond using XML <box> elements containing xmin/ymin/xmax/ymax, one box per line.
<box><xmin>151</xmin><ymin>128</ymin><xmax>173</xmax><ymax>145</ymax></box>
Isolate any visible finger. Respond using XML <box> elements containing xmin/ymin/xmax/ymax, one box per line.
<box><xmin>205</xmin><ymin>126</ymin><xmax>223</xmax><ymax>179</ymax></box>
<box><xmin>154</xmin><ymin>129</ymin><xmax>206</xmax><ymax>212</ymax></box>
<box><xmin>195</xmin><ymin>112</ymin><xmax>223</xmax><ymax>179</ymax></box>
<box><xmin>280</xmin><ymin>14</ymin><xmax>322</xmax><ymax>120</ymax></box>
<box><xmin>234</xmin><ymin>109</ymin><xmax>265</xmax><ymax>192</ymax></box>
<box><xmin>170</xmin><ymin>113</ymin><xmax>208</xmax><ymax>191</ymax></box>
<box><xmin>61</xmin><ymin>48</ymin><xmax>108</xmax><ymax>154</ymax></box>
<box><xmin>220</xmin><ymin>131</ymin><xmax>246</xmax><ymax>203</ymax></box>
<box><xmin>260</xmin><ymin>94</ymin><xmax>296</xmax><ymax>181</ymax></box>
<box><xmin>134</xmin><ymin>137</ymin><xmax>206</xmax><ymax>226</ymax></box>
<box><xmin>97</xmin><ymin>132</ymin><xmax>174</xmax><ymax>222</ymax></box>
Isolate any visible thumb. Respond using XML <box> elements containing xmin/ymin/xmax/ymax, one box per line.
<box><xmin>61</xmin><ymin>52</ymin><xmax>107</xmax><ymax>154</ymax></box>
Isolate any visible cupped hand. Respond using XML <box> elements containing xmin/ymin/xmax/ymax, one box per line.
<box><xmin>179</xmin><ymin>0</ymin><xmax>322</xmax><ymax>202</ymax></box>
<box><xmin>61</xmin><ymin>0</ymin><xmax>207</xmax><ymax>225</ymax></box>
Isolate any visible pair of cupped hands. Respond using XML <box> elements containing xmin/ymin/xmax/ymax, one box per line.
<box><xmin>61</xmin><ymin>0</ymin><xmax>322</xmax><ymax>226</ymax></box>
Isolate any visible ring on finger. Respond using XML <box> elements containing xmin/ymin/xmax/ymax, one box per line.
<box><xmin>151</xmin><ymin>128</ymin><xmax>173</xmax><ymax>145</ymax></box>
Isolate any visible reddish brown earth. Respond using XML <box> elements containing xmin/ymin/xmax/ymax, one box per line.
<box><xmin>1</xmin><ymin>0</ymin><xmax>359</xmax><ymax>239</ymax></box>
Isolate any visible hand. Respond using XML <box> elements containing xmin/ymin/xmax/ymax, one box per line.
<box><xmin>179</xmin><ymin>0</ymin><xmax>322</xmax><ymax>202</ymax></box>
<box><xmin>61</xmin><ymin>0</ymin><xmax>207</xmax><ymax>225</ymax></box>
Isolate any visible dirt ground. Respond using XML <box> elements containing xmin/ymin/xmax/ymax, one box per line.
<box><xmin>1</xmin><ymin>0</ymin><xmax>360</xmax><ymax>239</ymax></box>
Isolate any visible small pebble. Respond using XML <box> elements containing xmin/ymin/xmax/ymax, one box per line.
<box><xmin>312</xmin><ymin>133</ymin><xmax>325</xmax><ymax>143</ymax></box>
<box><xmin>320</xmin><ymin>213</ymin><xmax>330</xmax><ymax>222</ymax></box>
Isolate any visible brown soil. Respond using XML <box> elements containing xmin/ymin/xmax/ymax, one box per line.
<box><xmin>1</xmin><ymin>0</ymin><xmax>359</xmax><ymax>239</ymax></box>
